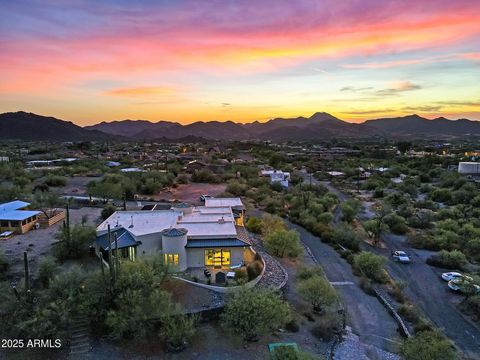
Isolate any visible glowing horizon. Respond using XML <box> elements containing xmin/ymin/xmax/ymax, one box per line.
<box><xmin>1</xmin><ymin>0</ymin><xmax>479</xmax><ymax>126</ymax></box>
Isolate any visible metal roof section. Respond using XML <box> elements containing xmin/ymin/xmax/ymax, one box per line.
<box><xmin>204</xmin><ymin>197</ymin><xmax>244</xmax><ymax>209</ymax></box>
<box><xmin>185</xmin><ymin>238</ymin><xmax>249</xmax><ymax>248</ymax></box>
<box><xmin>0</xmin><ymin>201</ymin><xmax>40</xmax><ymax>221</ymax></box>
<box><xmin>96</xmin><ymin>227</ymin><xmax>139</xmax><ymax>251</ymax></box>
<box><xmin>161</xmin><ymin>227</ymin><xmax>188</xmax><ymax>237</ymax></box>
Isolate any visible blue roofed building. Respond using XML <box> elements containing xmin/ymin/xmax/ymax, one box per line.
<box><xmin>0</xmin><ymin>200</ymin><xmax>41</xmax><ymax>234</ymax></box>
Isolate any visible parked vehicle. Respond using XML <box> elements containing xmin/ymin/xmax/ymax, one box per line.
<box><xmin>441</xmin><ymin>272</ymin><xmax>472</xmax><ymax>282</ymax></box>
<box><xmin>448</xmin><ymin>278</ymin><xmax>480</xmax><ymax>294</ymax></box>
<box><xmin>391</xmin><ymin>251</ymin><xmax>411</xmax><ymax>263</ymax></box>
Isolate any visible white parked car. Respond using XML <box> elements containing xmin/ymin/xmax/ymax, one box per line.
<box><xmin>441</xmin><ymin>272</ymin><xmax>471</xmax><ymax>282</ymax></box>
<box><xmin>448</xmin><ymin>278</ymin><xmax>480</xmax><ymax>294</ymax></box>
<box><xmin>391</xmin><ymin>251</ymin><xmax>411</xmax><ymax>263</ymax></box>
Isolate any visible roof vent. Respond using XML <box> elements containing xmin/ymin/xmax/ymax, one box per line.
<box><xmin>128</xmin><ymin>215</ymin><xmax>134</xmax><ymax>228</ymax></box>
<box><xmin>218</xmin><ymin>216</ymin><xmax>225</xmax><ymax>224</ymax></box>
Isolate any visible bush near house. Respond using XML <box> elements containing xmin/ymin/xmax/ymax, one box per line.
<box><xmin>426</xmin><ymin>250</ymin><xmax>468</xmax><ymax>270</ymax></box>
<box><xmin>264</xmin><ymin>229</ymin><xmax>302</xmax><ymax>258</ymax></box>
<box><xmin>245</xmin><ymin>216</ymin><xmax>262</xmax><ymax>234</ymax></box>
<box><xmin>101</xmin><ymin>204</ymin><xmax>117</xmax><ymax>220</ymax></box>
<box><xmin>246</xmin><ymin>260</ymin><xmax>264</xmax><ymax>281</ymax></box>
<box><xmin>353</xmin><ymin>251</ymin><xmax>389</xmax><ymax>283</ymax></box>
<box><xmin>222</xmin><ymin>288</ymin><xmax>291</xmax><ymax>341</ymax></box>
<box><xmin>53</xmin><ymin>224</ymin><xmax>96</xmax><ymax>261</ymax></box>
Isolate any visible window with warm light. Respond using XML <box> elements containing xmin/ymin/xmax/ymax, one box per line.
<box><xmin>164</xmin><ymin>253</ymin><xmax>179</xmax><ymax>266</ymax></box>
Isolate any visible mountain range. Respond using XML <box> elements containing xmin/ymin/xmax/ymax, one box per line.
<box><xmin>1</xmin><ymin>111</ymin><xmax>480</xmax><ymax>142</ymax></box>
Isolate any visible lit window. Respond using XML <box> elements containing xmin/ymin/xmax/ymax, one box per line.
<box><xmin>164</xmin><ymin>253</ymin><xmax>179</xmax><ymax>266</ymax></box>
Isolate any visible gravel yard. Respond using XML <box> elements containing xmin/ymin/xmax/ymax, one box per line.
<box><xmin>0</xmin><ymin>207</ymin><xmax>102</xmax><ymax>277</ymax></box>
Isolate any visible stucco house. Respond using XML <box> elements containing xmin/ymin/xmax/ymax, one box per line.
<box><xmin>260</xmin><ymin>169</ymin><xmax>291</xmax><ymax>188</ymax></box>
<box><xmin>94</xmin><ymin>198</ymin><xmax>252</xmax><ymax>271</ymax></box>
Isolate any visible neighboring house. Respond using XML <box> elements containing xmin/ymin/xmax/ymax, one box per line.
<box><xmin>95</xmin><ymin>198</ymin><xmax>251</xmax><ymax>271</ymax></box>
<box><xmin>260</xmin><ymin>169</ymin><xmax>291</xmax><ymax>188</ymax></box>
<box><xmin>0</xmin><ymin>200</ymin><xmax>40</xmax><ymax>234</ymax></box>
<box><xmin>185</xmin><ymin>160</ymin><xmax>207</xmax><ymax>173</ymax></box>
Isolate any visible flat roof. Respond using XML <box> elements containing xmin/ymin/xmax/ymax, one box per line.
<box><xmin>97</xmin><ymin>210</ymin><xmax>180</xmax><ymax>237</ymax></box>
<box><xmin>205</xmin><ymin>198</ymin><xmax>244</xmax><ymax>209</ymax></box>
<box><xmin>0</xmin><ymin>200</ymin><xmax>30</xmax><ymax>211</ymax></box>
<box><xmin>0</xmin><ymin>210</ymin><xmax>40</xmax><ymax>221</ymax></box>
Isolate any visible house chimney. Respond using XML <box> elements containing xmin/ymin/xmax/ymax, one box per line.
<box><xmin>129</xmin><ymin>215</ymin><xmax>134</xmax><ymax>228</ymax></box>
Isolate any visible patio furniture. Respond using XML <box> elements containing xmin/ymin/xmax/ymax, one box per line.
<box><xmin>227</xmin><ymin>271</ymin><xmax>235</xmax><ymax>279</ymax></box>
<box><xmin>0</xmin><ymin>231</ymin><xmax>14</xmax><ymax>240</ymax></box>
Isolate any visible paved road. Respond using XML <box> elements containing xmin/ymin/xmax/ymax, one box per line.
<box><xmin>306</xmin><ymin>175</ymin><xmax>480</xmax><ymax>359</ymax></box>
<box><xmin>374</xmin><ymin>233</ymin><xmax>480</xmax><ymax>359</ymax></box>
<box><xmin>286</xmin><ymin>220</ymin><xmax>400</xmax><ymax>353</ymax></box>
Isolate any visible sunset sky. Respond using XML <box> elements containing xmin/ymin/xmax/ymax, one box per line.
<box><xmin>1</xmin><ymin>0</ymin><xmax>479</xmax><ymax>125</ymax></box>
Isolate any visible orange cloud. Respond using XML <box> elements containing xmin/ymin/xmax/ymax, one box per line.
<box><xmin>104</xmin><ymin>86</ymin><xmax>176</xmax><ymax>97</ymax></box>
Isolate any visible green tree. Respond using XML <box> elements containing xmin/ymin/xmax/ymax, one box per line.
<box><xmin>353</xmin><ymin>251</ymin><xmax>388</xmax><ymax>283</ymax></box>
<box><xmin>297</xmin><ymin>275</ymin><xmax>337</xmax><ymax>312</ymax></box>
<box><xmin>245</xmin><ymin>216</ymin><xmax>262</xmax><ymax>233</ymax></box>
<box><xmin>101</xmin><ymin>204</ymin><xmax>117</xmax><ymax>220</ymax></box>
<box><xmin>264</xmin><ymin>229</ymin><xmax>302</xmax><ymax>258</ymax></box>
<box><xmin>53</xmin><ymin>224</ymin><xmax>96</xmax><ymax>261</ymax></box>
<box><xmin>222</xmin><ymin>288</ymin><xmax>290</xmax><ymax>341</ymax></box>
<box><xmin>261</xmin><ymin>213</ymin><xmax>287</xmax><ymax>235</ymax></box>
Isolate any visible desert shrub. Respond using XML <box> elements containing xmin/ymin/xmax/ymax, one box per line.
<box><xmin>191</xmin><ymin>169</ymin><xmax>218</xmax><ymax>183</ymax></box>
<box><xmin>408</xmin><ymin>233</ymin><xmax>440</xmax><ymax>250</ymax></box>
<box><xmin>37</xmin><ymin>256</ymin><xmax>59</xmax><ymax>288</ymax></box>
<box><xmin>359</xmin><ymin>277</ymin><xmax>376</xmax><ymax>296</ymax></box>
<box><xmin>398</xmin><ymin>304</ymin><xmax>421</xmax><ymax>324</ymax></box>
<box><xmin>101</xmin><ymin>204</ymin><xmax>117</xmax><ymax>220</ymax></box>
<box><xmin>459</xmin><ymin>295</ymin><xmax>480</xmax><ymax>322</ymax></box>
<box><xmin>270</xmin><ymin>346</ymin><xmax>323</xmax><ymax>360</ymax></box>
<box><xmin>264</xmin><ymin>229</ymin><xmax>302</xmax><ymax>258</ymax></box>
<box><xmin>222</xmin><ymin>288</ymin><xmax>290</xmax><ymax>341</ymax></box>
<box><xmin>245</xmin><ymin>216</ymin><xmax>262</xmax><ymax>233</ymax></box>
<box><xmin>297</xmin><ymin>275</ymin><xmax>337</xmax><ymax>312</ymax></box>
<box><xmin>353</xmin><ymin>251</ymin><xmax>389</xmax><ymax>283</ymax></box>
<box><xmin>426</xmin><ymin>250</ymin><xmax>467</xmax><ymax>270</ymax></box>
<box><xmin>310</xmin><ymin>311</ymin><xmax>343</xmax><ymax>341</ymax></box>
<box><xmin>234</xmin><ymin>267</ymin><xmax>248</xmax><ymax>284</ymax></box>
<box><xmin>384</xmin><ymin>213</ymin><xmax>409</xmax><ymax>235</ymax></box>
<box><xmin>53</xmin><ymin>224</ymin><xmax>96</xmax><ymax>261</ymax></box>
<box><xmin>0</xmin><ymin>251</ymin><xmax>9</xmax><ymax>277</ymax></box>
<box><xmin>296</xmin><ymin>265</ymin><xmax>325</xmax><ymax>281</ymax></box>
<box><xmin>261</xmin><ymin>213</ymin><xmax>287</xmax><ymax>235</ymax></box>
<box><xmin>176</xmin><ymin>174</ymin><xmax>189</xmax><ymax>184</ymax></box>
<box><xmin>44</xmin><ymin>175</ymin><xmax>67</xmax><ymax>187</ymax></box>
<box><xmin>246</xmin><ymin>260</ymin><xmax>263</xmax><ymax>281</ymax></box>
<box><xmin>400</xmin><ymin>330</ymin><xmax>456</xmax><ymax>360</ymax></box>
<box><xmin>161</xmin><ymin>313</ymin><xmax>197</xmax><ymax>351</ymax></box>
<box><xmin>331</xmin><ymin>223</ymin><xmax>360</xmax><ymax>251</ymax></box>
